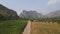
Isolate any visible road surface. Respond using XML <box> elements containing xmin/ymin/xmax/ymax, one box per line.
<box><xmin>23</xmin><ymin>21</ymin><xmax>31</xmax><ymax>34</ymax></box>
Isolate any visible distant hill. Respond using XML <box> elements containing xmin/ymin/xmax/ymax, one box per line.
<box><xmin>20</xmin><ymin>10</ymin><xmax>43</xmax><ymax>19</ymax></box>
<box><xmin>20</xmin><ymin>10</ymin><xmax>60</xmax><ymax>19</ymax></box>
<box><xmin>0</xmin><ymin>4</ymin><xmax>19</xmax><ymax>20</ymax></box>
<box><xmin>47</xmin><ymin>10</ymin><xmax>60</xmax><ymax>18</ymax></box>
<box><xmin>1</xmin><ymin>3</ymin><xmax>60</xmax><ymax>19</ymax></box>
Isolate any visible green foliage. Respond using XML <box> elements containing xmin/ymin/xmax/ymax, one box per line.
<box><xmin>34</xmin><ymin>17</ymin><xmax>60</xmax><ymax>24</ymax></box>
<box><xmin>0</xmin><ymin>19</ymin><xmax>28</xmax><ymax>34</ymax></box>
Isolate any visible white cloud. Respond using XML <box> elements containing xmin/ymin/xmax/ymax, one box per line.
<box><xmin>47</xmin><ymin>0</ymin><xmax>60</xmax><ymax>5</ymax></box>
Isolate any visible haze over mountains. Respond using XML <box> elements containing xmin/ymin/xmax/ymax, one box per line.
<box><xmin>20</xmin><ymin>10</ymin><xmax>60</xmax><ymax>19</ymax></box>
<box><xmin>20</xmin><ymin>10</ymin><xmax>43</xmax><ymax>19</ymax></box>
<box><xmin>47</xmin><ymin>10</ymin><xmax>60</xmax><ymax>18</ymax></box>
<box><xmin>0</xmin><ymin>4</ymin><xmax>60</xmax><ymax>19</ymax></box>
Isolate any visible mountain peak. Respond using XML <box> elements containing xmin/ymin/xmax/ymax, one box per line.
<box><xmin>20</xmin><ymin>10</ymin><xmax>43</xmax><ymax>19</ymax></box>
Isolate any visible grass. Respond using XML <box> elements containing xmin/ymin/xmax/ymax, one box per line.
<box><xmin>0</xmin><ymin>19</ymin><xmax>28</xmax><ymax>34</ymax></box>
<box><xmin>31</xmin><ymin>21</ymin><xmax>60</xmax><ymax>34</ymax></box>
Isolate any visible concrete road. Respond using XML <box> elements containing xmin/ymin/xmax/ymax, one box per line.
<box><xmin>23</xmin><ymin>21</ymin><xmax>31</xmax><ymax>34</ymax></box>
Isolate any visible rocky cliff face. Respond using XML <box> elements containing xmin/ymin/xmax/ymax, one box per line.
<box><xmin>0</xmin><ymin>4</ymin><xmax>19</xmax><ymax>20</ymax></box>
<box><xmin>20</xmin><ymin>10</ymin><xmax>43</xmax><ymax>19</ymax></box>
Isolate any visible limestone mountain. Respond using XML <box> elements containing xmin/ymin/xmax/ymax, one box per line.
<box><xmin>20</xmin><ymin>10</ymin><xmax>60</xmax><ymax>19</ymax></box>
<box><xmin>47</xmin><ymin>10</ymin><xmax>60</xmax><ymax>18</ymax></box>
<box><xmin>20</xmin><ymin>10</ymin><xmax>43</xmax><ymax>19</ymax></box>
<box><xmin>0</xmin><ymin>4</ymin><xmax>19</xmax><ymax>20</ymax></box>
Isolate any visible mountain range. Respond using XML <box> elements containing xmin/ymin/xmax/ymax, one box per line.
<box><xmin>47</xmin><ymin>10</ymin><xmax>60</xmax><ymax>18</ymax></box>
<box><xmin>20</xmin><ymin>10</ymin><xmax>60</xmax><ymax>19</ymax></box>
<box><xmin>20</xmin><ymin>10</ymin><xmax>43</xmax><ymax>19</ymax></box>
<box><xmin>0</xmin><ymin>4</ymin><xmax>60</xmax><ymax>19</ymax></box>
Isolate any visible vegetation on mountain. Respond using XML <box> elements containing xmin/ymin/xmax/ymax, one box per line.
<box><xmin>0</xmin><ymin>4</ymin><xmax>19</xmax><ymax>20</ymax></box>
<box><xmin>20</xmin><ymin>10</ymin><xmax>43</xmax><ymax>19</ymax></box>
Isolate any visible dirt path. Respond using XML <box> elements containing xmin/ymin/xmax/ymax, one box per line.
<box><xmin>23</xmin><ymin>21</ymin><xmax>31</xmax><ymax>34</ymax></box>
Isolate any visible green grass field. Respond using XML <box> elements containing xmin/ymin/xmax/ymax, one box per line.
<box><xmin>0</xmin><ymin>19</ymin><xmax>28</xmax><ymax>34</ymax></box>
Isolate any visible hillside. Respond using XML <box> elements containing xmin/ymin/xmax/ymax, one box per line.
<box><xmin>20</xmin><ymin>10</ymin><xmax>60</xmax><ymax>19</ymax></box>
<box><xmin>0</xmin><ymin>4</ymin><xmax>19</xmax><ymax>20</ymax></box>
<box><xmin>47</xmin><ymin>10</ymin><xmax>60</xmax><ymax>18</ymax></box>
<box><xmin>20</xmin><ymin>10</ymin><xmax>43</xmax><ymax>19</ymax></box>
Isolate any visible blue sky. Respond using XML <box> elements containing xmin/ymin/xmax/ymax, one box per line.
<box><xmin>0</xmin><ymin>0</ymin><xmax>60</xmax><ymax>15</ymax></box>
